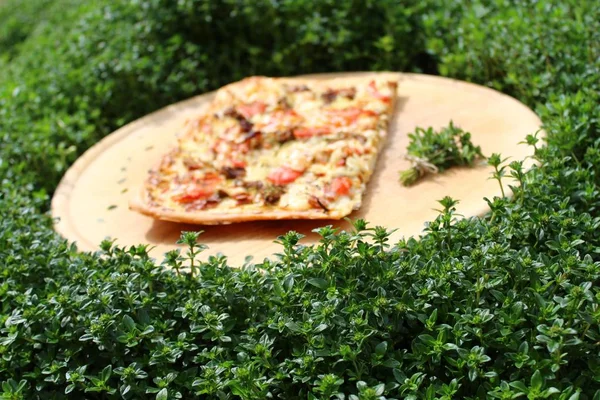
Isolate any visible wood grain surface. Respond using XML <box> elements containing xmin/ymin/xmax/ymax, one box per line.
<box><xmin>51</xmin><ymin>72</ymin><xmax>543</xmax><ymax>266</ymax></box>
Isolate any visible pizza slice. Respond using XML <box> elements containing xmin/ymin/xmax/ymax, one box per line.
<box><xmin>129</xmin><ymin>74</ymin><xmax>399</xmax><ymax>224</ymax></box>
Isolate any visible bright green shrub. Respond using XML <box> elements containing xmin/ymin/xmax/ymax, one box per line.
<box><xmin>423</xmin><ymin>0</ymin><xmax>600</xmax><ymax>106</ymax></box>
<box><xmin>0</xmin><ymin>0</ymin><xmax>426</xmax><ymax>193</ymax></box>
<box><xmin>0</xmin><ymin>0</ymin><xmax>54</xmax><ymax>63</ymax></box>
<box><xmin>1</xmin><ymin>0</ymin><xmax>600</xmax><ymax>398</ymax></box>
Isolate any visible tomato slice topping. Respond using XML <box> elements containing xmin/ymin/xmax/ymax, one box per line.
<box><xmin>327</xmin><ymin>176</ymin><xmax>353</xmax><ymax>198</ymax></box>
<box><xmin>237</xmin><ymin>102</ymin><xmax>267</xmax><ymax>119</ymax></box>
<box><xmin>368</xmin><ymin>80</ymin><xmax>392</xmax><ymax>103</ymax></box>
<box><xmin>326</xmin><ymin>107</ymin><xmax>378</xmax><ymax>125</ymax></box>
<box><xmin>173</xmin><ymin>187</ymin><xmax>214</xmax><ymax>203</ymax></box>
<box><xmin>346</xmin><ymin>147</ymin><xmax>366</xmax><ymax>156</ymax></box>
<box><xmin>231</xmin><ymin>158</ymin><xmax>247</xmax><ymax>168</ymax></box>
<box><xmin>293</xmin><ymin>127</ymin><xmax>332</xmax><ymax>139</ymax></box>
<box><xmin>267</xmin><ymin>166</ymin><xmax>303</xmax><ymax>185</ymax></box>
<box><xmin>361</xmin><ymin>109</ymin><xmax>378</xmax><ymax>117</ymax></box>
<box><xmin>327</xmin><ymin>107</ymin><xmax>361</xmax><ymax>121</ymax></box>
<box><xmin>173</xmin><ymin>174</ymin><xmax>221</xmax><ymax>203</ymax></box>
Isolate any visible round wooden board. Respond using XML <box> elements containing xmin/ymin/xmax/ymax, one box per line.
<box><xmin>52</xmin><ymin>72</ymin><xmax>543</xmax><ymax>266</ymax></box>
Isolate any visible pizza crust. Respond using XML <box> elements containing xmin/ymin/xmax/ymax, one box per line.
<box><xmin>129</xmin><ymin>186</ymin><xmax>344</xmax><ymax>224</ymax></box>
<box><xmin>129</xmin><ymin>73</ymin><xmax>399</xmax><ymax>224</ymax></box>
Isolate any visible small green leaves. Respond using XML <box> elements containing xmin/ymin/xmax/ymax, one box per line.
<box><xmin>399</xmin><ymin>121</ymin><xmax>485</xmax><ymax>186</ymax></box>
<box><xmin>122</xmin><ymin>315</ymin><xmax>136</xmax><ymax>331</ymax></box>
<box><xmin>488</xmin><ymin>153</ymin><xmax>510</xmax><ymax>197</ymax></box>
<box><xmin>176</xmin><ymin>231</ymin><xmax>202</xmax><ymax>248</ymax></box>
<box><xmin>508</xmin><ymin>370</ymin><xmax>560</xmax><ymax>399</ymax></box>
<box><xmin>2</xmin><ymin>0</ymin><xmax>600</xmax><ymax>399</ymax></box>
<box><xmin>314</xmin><ymin>374</ymin><xmax>344</xmax><ymax>398</ymax></box>
<box><xmin>156</xmin><ymin>388</ymin><xmax>168</xmax><ymax>400</ymax></box>
<box><xmin>375</xmin><ymin>341</ymin><xmax>388</xmax><ymax>356</ymax></box>
<box><xmin>531</xmin><ymin>370</ymin><xmax>543</xmax><ymax>392</ymax></box>
<box><xmin>1</xmin><ymin>379</ymin><xmax>28</xmax><ymax>399</ymax></box>
<box><xmin>101</xmin><ymin>365</ymin><xmax>112</xmax><ymax>382</ymax></box>
<box><xmin>520</xmin><ymin>132</ymin><xmax>541</xmax><ymax>151</ymax></box>
<box><xmin>176</xmin><ymin>231</ymin><xmax>208</xmax><ymax>278</ymax></box>
<box><xmin>437</xmin><ymin>196</ymin><xmax>459</xmax><ymax>213</ymax></box>
<box><xmin>307</xmin><ymin>278</ymin><xmax>328</xmax><ymax>290</ymax></box>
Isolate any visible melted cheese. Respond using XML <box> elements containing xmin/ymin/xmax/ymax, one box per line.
<box><xmin>145</xmin><ymin>76</ymin><xmax>398</xmax><ymax>218</ymax></box>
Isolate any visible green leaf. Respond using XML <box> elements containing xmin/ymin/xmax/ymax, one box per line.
<box><xmin>510</xmin><ymin>381</ymin><xmax>528</xmax><ymax>393</ymax></box>
<box><xmin>393</xmin><ymin>369</ymin><xmax>407</xmax><ymax>384</ymax></box>
<box><xmin>1</xmin><ymin>1</ymin><xmax>600</xmax><ymax>397</ymax></box>
<box><xmin>65</xmin><ymin>384</ymin><xmax>75</xmax><ymax>395</ymax></box>
<box><xmin>120</xmin><ymin>385</ymin><xmax>131</xmax><ymax>397</ymax></box>
<box><xmin>307</xmin><ymin>278</ymin><xmax>328</xmax><ymax>290</ymax></box>
<box><xmin>156</xmin><ymin>388</ymin><xmax>168</xmax><ymax>400</ymax></box>
<box><xmin>530</xmin><ymin>370</ymin><xmax>543</xmax><ymax>391</ymax></box>
<box><xmin>375</xmin><ymin>341</ymin><xmax>388</xmax><ymax>355</ymax></box>
<box><xmin>283</xmin><ymin>274</ymin><xmax>294</xmax><ymax>292</ymax></box>
<box><xmin>568</xmin><ymin>392</ymin><xmax>581</xmax><ymax>400</ymax></box>
<box><xmin>418</xmin><ymin>334</ymin><xmax>436</xmax><ymax>346</ymax></box>
<box><xmin>468</xmin><ymin>369</ymin><xmax>477</xmax><ymax>382</ymax></box>
<box><xmin>101</xmin><ymin>365</ymin><xmax>112</xmax><ymax>382</ymax></box>
<box><xmin>122</xmin><ymin>315</ymin><xmax>136</xmax><ymax>331</ymax></box>
<box><xmin>285</xmin><ymin>321</ymin><xmax>301</xmax><ymax>333</ymax></box>
<box><xmin>382</xmin><ymin>358</ymin><xmax>401</xmax><ymax>368</ymax></box>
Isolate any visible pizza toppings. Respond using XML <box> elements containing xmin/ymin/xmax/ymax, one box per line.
<box><xmin>182</xmin><ymin>156</ymin><xmax>204</xmax><ymax>171</ymax></box>
<box><xmin>238</xmin><ymin>130</ymin><xmax>261</xmax><ymax>147</ymax></box>
<box><xmin>267</xmin><ymin>166</ymin><xmax>303</xmax><ymax>185</ymax></box>
<box><xmin>261</xmin><ymin>184</ymin><xmax>284</xmax><ymax>204</ymax></box>
<box><xmin>368</xmin><ymin>80</ymin><xmax>392</xmax><ymax>103</ymax></box>
<box><xmin>308</xmin><ymin>195</ymin><xmax>329</xmax><ymax>212</ymax></box>
<box><xmin>239</xmin><ymin>180</ymin><xmax>263</xmax><ymax>190</ymax></box>
<box><xmin>321</xmin><ymin>89</ymin><xmax>338</xmax><ymax>104</ymax></box>
<box><xmin>326</xmin><ymin>107</ymin><xmax>378</xmax><ymax>127</ymax></box>
<box><xmin>285</xmin><ymin>147</ymin><xmax>313</xmax><ymax>172</ymax></box>
<box><xmin>173</xmin><ymin>181</ymin><xmax>218</xmax><ymax>203</ymax></box>
<box><xmin>277</xmin><ymin>97</ymin><xmax>292</xmax><ymax>109</ymax></box>
<box><xmin>287</xmin><ymin>84</ymin><xmax>309</xmax><ymax>92</ymax></box>
<box><xmin>223</xmin><ymin>107</ymin><xmax>253</xmax><ymax>132</ymax></box>
<box><xmin>237</xmin><ymin>101</ymin><xmax>267</xmax><ymax>119</ymax></box>
<box><xmin>321</xmin><ymin>87</ymin><xmax>356</xmax><ymax>103</ymax></box>
<box><xmin>136</xmin><ymin>75</ymin><xmax>398</xmax><ymax>222</ymax></box>
<box><xmin>326</xmin><ymin>176</ymin><xmax>353</xmax><ymax>199</ymax></box>
<box><xmin>221</xmin><ymin>166</ymin><xmax>246</xmax><ymax>180</ymax></box>
<box><xmin>314</xmin><ymin>149</ymin><xmax>332</xmax><ymax>164</ymax></box>
<box><xmin>274</xmin><ymin>129</ymin><xmax>295</xmax><ymax>143</ymax></box>
<box><xmin>183</xmin><ymin>193</ymin><xmax>222</xmax><ymax>211</ymax></box>
<box><xmin>230</xmin><ymin>158</ymin><xmax>247</xmax><ymax>168</ymax></box>
<box><xmin>233</xmin><ymin>192</ymin><xmax>253</xmax><ymax>205</ymax></box>
<box><xmin>293</xmin><ymin>127</ymin><xmax>332</xmax><ymax>139</ymax></box>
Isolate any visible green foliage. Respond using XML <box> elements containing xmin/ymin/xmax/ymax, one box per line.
<box><xmin>423</xmin><ymin>0</ymin><xmax>600</xmax><ymax>106</ymax></box>
<box><xmin>0</xmin><ymin>0</ymin><xmax>426</xmax><ymax>193</ymax></box>
<box><xmin>399</xmin><ymin>122</ymin><xmax>485</xmax><ymax>186</ymax></box>
<box><xmin>0</xmin><ymin>0</ymin><xmax>54</xmax><ymax>63</ymax></box>
<box><xmin>1</xmin><ymin>0</ymin><xmax>600</xmax><ymax>398</ymax></box>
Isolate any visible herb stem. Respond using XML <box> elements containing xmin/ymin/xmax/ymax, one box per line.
<box><xmin>399</xmin><ymin>122</ymin><xmax>484</xmax><ymax>186</ymax></box>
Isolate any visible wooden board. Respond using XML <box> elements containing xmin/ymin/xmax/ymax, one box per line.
<box><xmin>51</xmin><ymin>72</ymin><xmax>543</xmax><ymax>265</ymax></box>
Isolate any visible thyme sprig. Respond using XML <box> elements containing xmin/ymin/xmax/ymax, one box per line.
<box><xmin>399</xmin><ymin>121</ymin><xmax>485</xmax><ymax>186</ymax></box>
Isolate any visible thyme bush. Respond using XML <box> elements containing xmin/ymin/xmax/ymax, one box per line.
<box><xmin>1</xmin><ymin>0</ymin><xmax>599</xmax><ymax>398</ymax></box>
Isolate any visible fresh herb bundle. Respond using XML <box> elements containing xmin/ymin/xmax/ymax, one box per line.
<box><xmin>399</xmin><ymin>122</ymin><xmax>485</xmax><ymax>186</ymax></box>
